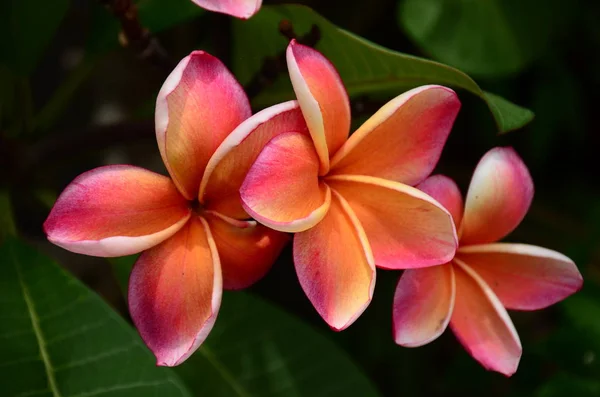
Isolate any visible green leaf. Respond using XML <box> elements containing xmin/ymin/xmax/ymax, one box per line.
<box><xmin>232</xmin><ymin>5</ymin><xmax>534</xmax><ymax>133</ymax></box>
<box><xmin>0</xmin><ymin>238</ymin><xmax>192</xmax><ymax>396</ymax></box>
<box><xmin>0</xmin><ymin>0</ymin><xmax>70</xmax><ymax>75</ymax></box>
<box><xmin>112</xmin><ymin>258</ymin><xmax>382</xmax><ymax>396</ymax></box>
<box><xmin>0</xmin><ymin>191</ymin><xmax>16</xmax><ymax>241</ymax></box>
<box><xmin>398</xmin><ymin>0</ymin><xmax>560</xmax><ymax>77</ymax></box>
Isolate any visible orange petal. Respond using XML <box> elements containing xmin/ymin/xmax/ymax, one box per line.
<box><xmin>190</xmin><ymin>0</ymin><xmax>261</xmax><ymax>19</ymax></box>
<box><xmin>450</xmin><ymin>259</ymin><xmax>522</xmax><ymax>376</ymax></box>
<box><xmin>156</xmin><ymin>51</ymin><xmax>251</xmax><ymax>199</ymax></box>
<box><xmin>287</xmin><ymin>40</ymin><xmax>351</xmax><ymax>173</ymax></box>
<box><xmin>393</xmin><ymin>264</ymin><xmax>455</xmax><ymax>347</ymax></box>
<box><xmin>461</xmin><ymin>147</ymin><xmax>533</xmax><ymax>245</ymax></box>
<box><xmin>205</xmin><ymin>211</ymin><xmax>290</xmax><ymax>290</ymax></box>
<box><xmin>458</xmin><ymin>243</ymin><xmax>583</xmax><ymax>310</ymax></box>
<box><xmin>328</xmin><ymin>175</ymin><xmax>457</xmax><ymax>269</ymax></box>
<box><xmin>129</xmin><ymin>217</ymin><xmax>221</xmax><ymax>366</ymax></box>
<box><xmin>44</xmin><ymin>165</ymin><xmax>190</xmax><ymax>257</ymax></box>
<box><xmin>200</xmin><ymin>101</ymin><xmax>307</xmax><ymax>219</ymax></box>
<box><xmin>417</xmin><ymin>174</ymin><xmax>464</xmax><ymax>226</ymax></box>
<box><xmin>240</xmin><ymin>132</ymin><xmax>331</xmax><ymax>233</ymax></box>
<box><xmin>294</xmin><ymin>190</ymin><xmax>375</xmax><ymax>330</ymax></box>
<box><xmin>330</xmin><ymin>85</ymin><xmax>460</xmax><ymax>185</ymax></box>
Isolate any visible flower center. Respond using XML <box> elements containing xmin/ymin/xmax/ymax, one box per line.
<box><xmin>189</xmin><ymin>199</ymin><xmax>204</xmax><ymax>215</ymax></box>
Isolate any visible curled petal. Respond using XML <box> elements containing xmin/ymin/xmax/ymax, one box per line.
<box><xmin>461</xmin><ymin>147</ymin><xmax>534</xmax><ymax>245</ymax></box>
<box><xmin>200</xmin><ymin>101</ymin><xmax>307</xmax><ymax>219</ymax></box>
<box><xmin>417</xmin><ymin>174</ymin><xmax>464</xmax><ymax>227</ymax></box>
<box><xmin>44</xmin><ymin>165</ymin><xmax>190</xmax><ymax>257</ymax></box>
<box><xmin>156</xmin><ymin>51</ymin><xmax>251</xmax><ymax>199</ymax></box>
<box><xmin>205</xmin><ymin>211</ymin><xmax>290</xmax><ymax>290</ymax></box>
<box><xmin>328</xmin><ymin>175</ymin><xmax>457</xmax><ymax>269</ymax></box>
<box><xmin>240</xmin><ymin>132</ymin><xmax>331</xmax><ymax>233</ymax></box>
<box><xmin>294</xmin><ymin>190</ymin><xmax>375</xmax><ymax>330</ymax></box>
<box><xmin>393</xmin><ymin>264</ymin><xmax>455</xmax><ymax>347</ymax></box>
<box><xmin>330</xmin><ymin>85</ymin><xmax>460</xmax><ymax>185</ymax></box>
<box><xmin>451</xmin><ymin>259</ymin><xmax>522</xmax><ymax>376</ymax></box>
<box><xmin>129</xmin><ymin>217</ymin><xmax>222</xmax><ymax>367</ymax></box>
<box><xmin>458</xmin><ymin>243</ymin><xmax>583</xmax><ymax>310</ymax></box>
<box><xmin>190</xmin><ymin>0</ymin><xmax>262</xmax><ymax>19</ymax></box>
<box><xmin>287</xmin><ymin>40</ymin><xmax>351</xmax><ymax>173</ymax></box>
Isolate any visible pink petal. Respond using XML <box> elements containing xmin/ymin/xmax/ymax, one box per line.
<box><xmin>393</xmin><ymin>264</ymin><xmax>455</xmax><ymax>347</ymax></box>
<box><xmin>129</xmin><ymin>217</ymin><xmax>222</xmax><ymax>367</ymax></box>
<box><xmin>461</xmin><ymin>147</ymin><xmax>534</xmax><ymax>245</ymax></box>
<box><xmin>294</xmin><ymin>190</ymin><xmax>375</xmax><ymax>330</ymax></box>
<box><xmin>200</xmin><ymin>101</ymin><xmax>307</xmax><ymax>219</ymax></box>
<box><xmin>450</xmin><ymin>259</ymin><xmax>522</xmax><ymax>376</ymax></box>
<box><xmin>327</xmin><ymin>175</ymin><xmax>457</xmax><ymax>269</ymax></box>
<box><xmin>458</xmin><ymin>243</ymin><xmax>583</xmax><ymax>310</ymax></box>
<box><xmin>240</xmin><ymin>132</ymin><xmax>331</xmax><ymax>233</ymax></box>
<box><xmin>205</xmin><ymin>211</ymin><xmax>290</xmax><ymax>290</ymax></box>
<box><xmin>44</xmin><ymin>165</ymin><xmax>190</xmax><ymax>257</ymax></box>
<box><xmin>190</xmin><ymin>0</ymin><xmax>262</xmax><ymax>19</ymax></box>
<box><xmin>330</xmin><ymin>86</ymin><xmax>460</xmax><ymax>185</ymax></box>
<box><xmin>287</xmin><ymin>40</ymin><xmax>351</xmax><ymax>173</ymax></box>
<box><xmin>417</xmin><ymin>174</ymin><xmax>464</xmax><ymax>226</ymax></box>
<box><xmin>156</xmin><ymin>51</ymin><xmax>251</xmax><ymax>199</ymax></box>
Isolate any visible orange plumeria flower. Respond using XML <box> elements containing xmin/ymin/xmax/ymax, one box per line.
<box><xmin>393</xmin><ymin>147</ymin><xmax>583</xmax><ymax>376</ymax></box>
<box><xmin>236</xmin><ymin>40</ymin><xmax>461</xmax><ymax>330</ymax></box>
<box><xmin>43</xmin><ymin>51</ymin><xmax>309</xmax><ymax>366</ymax></box>
<box><xmin>190</xmin><ymin>0</ymin><xmax>261</xmax><ymax>19</ymax></box>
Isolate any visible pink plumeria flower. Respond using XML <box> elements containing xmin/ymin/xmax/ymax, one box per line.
<box><xmin>43</xmin><ymin>50</ymin><xmax>309</xmax><ymax>366</ymax></box>
<box><xmin>236</xmin><ymin>40</ymin><xmax>461</xmax><ymax>330</ymax></box>
<box><xmin>190</xmin><ymin>0</ymin><xmax>261</xmax><ymax>19</ymax></box>
<box><xmin>393</xmin><ymin>147</ymin><xmax>583</xmax><ymax>376</ymax></box>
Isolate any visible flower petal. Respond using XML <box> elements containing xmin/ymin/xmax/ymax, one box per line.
<box><xmin>128</xmin><ymin>217</ymin><xmax>222</xmax><ymax>367</ymax></box>
<box><xmin>330</xmin><ymin>85</ymin><xmax>460</xmax><ymax>185</ymax></box>
<box><xmin>393</xmin><ymin>264</ymin><xmax>455</xmax><ymax>347</ymax></box>
<box><xmin>156</xmin><ymin>51</ymin><xmax>251</xmax><ymax>199</ymax></box>
<box><xmin>204</xmin><ymin>211</ymin><xmax>290</xmax><ymax>290</ymax></box>
<box><xmin>417</xmin><ymin>174</ymin><xmax>464</xmax><ymax>226</ymax></box>
<box><xmin>450</xmin><ymin>259</ymin><xmax>522</xmax><ymax>376</ymax></box>
<box><xmin>294</xmin><ymin>190</ymin><xmax>375</xmax><ymax>330</ymax></box>
<box><xmin>327</xmin><ymin>175</ymin><xmax>457</xmax><ymax>269</ymax></box>
<box><xmin>240</xmin><ymin>132</ymin><xmax>331</xmax><ymax>233</ymax></box>
<box><xmin>458</xmin><ymin>243</ymin><xmax>583</xmax><ymax>311</ymax></box>
<box><xmin>461</xmin><ymin>147</ymin><xmax>534</xmax><ymax>245</ymax></box>
<box><xmin>200</xmin><ymin>101</ymin><xmax>307</xmax><ymax>219</ymax></box>
<box><xmin>44</xmin><ymin>165</ymin><xmax>191</xmax><ymax>257</ymax></box>
<box><xmin>287</xmin><ymin>40</ymin><xmax>351</xmax><ymax>173</ymax></box>
<box><xmin>190</xmin><ymin>0</ymin><xmax>262</xmax><ymax>19</ymax></box>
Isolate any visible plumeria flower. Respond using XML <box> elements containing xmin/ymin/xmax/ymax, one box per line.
<box><xmin>236</xmin><ymin>40</ymin><xmax>461</xmax><ymax>330</ymax></box>
<box><xmin>190</xmin><ymin>0</ymin><xmax>261</xmax><ymax>19</ymax></box>
<box><xmin>393</xmin><ymin>147</ymin><xmax>583</xmax><ymax>376</ymax></box>
<box><xmin>43</xmin><ymin>51</ymin><xmax>308</xmax><ymax>366</ymax></box>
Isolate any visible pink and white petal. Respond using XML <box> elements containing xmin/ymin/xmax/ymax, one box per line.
<box><xmin>294</xmin><ymin>190</ymin><xmax>375</xmax><ymax>330</ymax></box>
<box><xmin>190</xmin><ymin>0</ymin><xmax>262</xmax><ymax>19</ymax></box>
<box><xmin>417</xmin><ymin>174</ymin><xmax>464</xmax><ymax>227</ymax></box>
<box><xmin>205</xmin><ymin>212</ymin><xmax>290</xmax><ymax>290</ymax></box>
<box><xmin>156</xmin><ymin>51</ymin><xmax>251</xmax><ymax>199</ymax></box>
<box><xmin>129</xmin><ymin>217</ymin><xmax>222</xmax><ymax>367</ymax></box>
<box><xmin>393</xmin><ymin>264</ymin><xmax>455</xmax><ymax>347</ymax></box>
<box><xmin>287</xmin><ymin>40</ymin><xmax>351</xmax><ymax>173</ymax></box>
<box><xmin>450</xmin><ymin>259</ymin><xmax>522</xmax><ymax>377</ymax></box>
<box><xmin>330</xmin><ymin>85</ymin><xmax>460</xmax><ymax>185</ymax></box>
<box><xmin>240</xmin><ymin>132</ymin><xmax>331</xmax><ymax>233</ymax></box>
<box><xmin>457</xmin><ymin>243</ymin><xmax>583</xmax><ymax>311</ymax></box>
<box><xmin>328</xmin><ymin>175</ymin><xmax>457</xmax><ymax>269</ymax></box>
<box><xmin>461</xmin><ymin>147</ymin><xmax>534</xmax><ymax>245</ymax></box>
<box><xmin>44</xmin><ymin>165</ymin><xmax>191</xmax><ymax>257</ymax></box>
<box><xmin>200</xmin><ymin>101</ymin><xmax>307</xmax><ymax>219</ymax></box>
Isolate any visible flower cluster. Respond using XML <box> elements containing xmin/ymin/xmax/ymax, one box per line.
<box><xmin>44</xmin><ymin>36</ymin><xmax>582</xmax><ymax>373</ymax></box>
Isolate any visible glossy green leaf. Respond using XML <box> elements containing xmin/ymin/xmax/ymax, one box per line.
<box><xmin>398</xmin><ymin>0</ymin><xmax>560</xmax><ymax>77</ymax></box>
<box><xmin>0</xmin><ymin>238</ymin><xmax>191</xmax><ymax>396</ymax></box>
<box><xmin>232</xmin><ymin>5</ymin><xmax>533</xmax><ymax>133</ymax></box>
<box><xmin>0</xmin><ymin>0</ymin><xmax>69</xmax><ymax>75</ymax></box>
